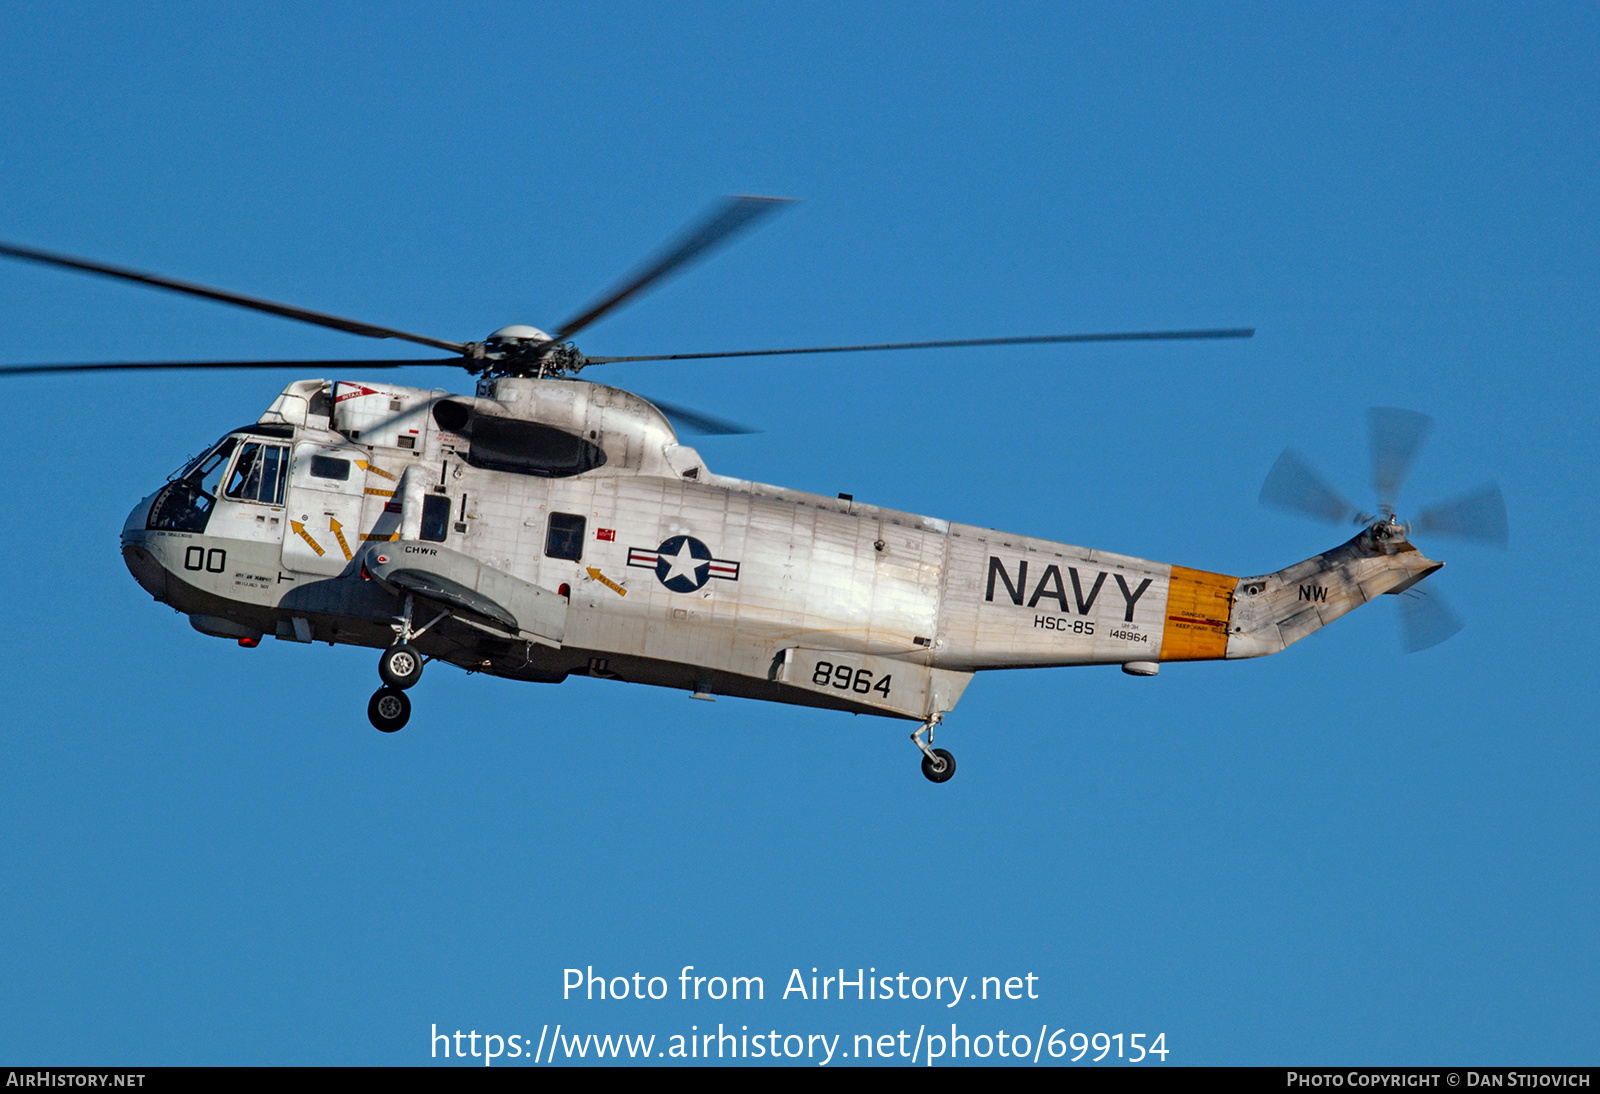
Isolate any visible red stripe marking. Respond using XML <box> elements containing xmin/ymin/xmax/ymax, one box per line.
<box><xmin>1167</xmin><ymin>615</ymin><xmax>1226</xmax><ymax>628</ymax></box>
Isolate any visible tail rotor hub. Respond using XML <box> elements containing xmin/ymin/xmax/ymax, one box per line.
<box><xmin>1366</xmin><ymin>513</ymin><xmax>1413</xmax><ymax>552</ymax></box>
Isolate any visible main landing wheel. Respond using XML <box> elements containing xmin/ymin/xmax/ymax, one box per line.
<box><xmin>379</xmin><ymin>643</ymin><xmax>424</xmax><ymax>689</ymax></box>
<box><xmin>921</xmin><ymin>747</ymin><xmax>956</xmax><ymax>783</ymax></box>
<box><xmin>368</xmin><ymin>686</ymin><xmax>411</xmax><ymax>733</ymax></box>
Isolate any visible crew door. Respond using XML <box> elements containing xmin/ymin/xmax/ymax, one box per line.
<box><xmin>281</xmin><ymin>443</ymin><xmax>367</xmax><ymax>575</ymax></box>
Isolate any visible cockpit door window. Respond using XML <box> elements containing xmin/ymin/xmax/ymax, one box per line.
<box><xmin>225</xmin><ymin>442</ymin><xmax>288</xmax><ymax>505</ymax></box>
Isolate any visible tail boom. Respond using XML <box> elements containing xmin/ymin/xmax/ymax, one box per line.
<box><xmin>1224</xmin><ymin>524</ymin><xmax>1443</xmax><ymax>659</ymax></box>
<box><xmin>933</xmin><ymin>521</ymin><xmax>1441</xmax><ymax>672</ymax></box>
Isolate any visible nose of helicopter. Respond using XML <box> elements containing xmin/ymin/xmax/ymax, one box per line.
<box><xmin>122</xmin><ymin>491</ymin><xmax>154</xmax><ymax>537</ymax></box>
<box><xmin>120</xmin><ymin>491</ymin><xmax>167</xmax><ymax>601</ymax></box>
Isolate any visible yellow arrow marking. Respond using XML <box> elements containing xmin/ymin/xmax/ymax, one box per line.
<box><xmin>356</xmin><ymin>461</ymin><xmax>397</xmax><ymax>481</ymax></box>
<box><xmin>586</xmin><ymin>567</ymin><xmax>627</xmax><ymax>597</ymax></box>
<box><xmin>291</xmin><ymin>520</ymin><xmax>325</xmax><ymax>556</ymax></box>
<box><xmin>329</xmin><ymin>517</ymin><xmax>353</xmax><ymax>560</ymax></box>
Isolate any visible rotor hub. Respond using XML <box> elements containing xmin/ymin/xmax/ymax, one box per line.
<box><xmin>473</xmin><ymin>326</ymin><xmax>589</xmax><ymax>379</ymax></box>
<box><xmin>486</xmin><ymin>324</ymin><xmax>551</xmax><ymax>344</ymax></box>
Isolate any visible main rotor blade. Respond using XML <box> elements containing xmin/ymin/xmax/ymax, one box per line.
<box><xmin>1258</xmin><ymin>448</ymin><xmax>1360</xmax><ymax>525</ymax></box>
<box><xmin>645</xmin><ymin>397</ymin><xmax>759</xmax><ymax>436</ymax></box>
<box><xmin>554</xmin><ymin>196</ymin><xmax>794</xmax><ymax>341</ymax></box>
<box><xmin>1415</xmin><ymin>483</ymin><xmax>1509</xmax><ymax>547</ymax></box>
<box><xmin>1396</xmin><ymin>585</ymin><xmax>1463</xmax><ymax>653</ymax></box>
<box><xmin>0</xmin><ymin>358</ymin><xmax>462</xmax><ymax>377</ymax></box>
<box><xmin>1370</xmin><ymin>407</ymin><xmax>1433</xmax><ymax>512</ymax></box>
<box><xmin>586</xmin><ymin>327</ymin><xmax>1255</xmax><ymax>364</ymax></box>
<box><xmin>0</xmin><ymin>241</ymin><xmax>465</xmax><ymax>354</ymax></box>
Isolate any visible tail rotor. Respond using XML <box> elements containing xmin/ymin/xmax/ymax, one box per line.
<box><xmin>1257</xmin><ymin>407</ymin><xmax>1507</xmax><ymax>652</ymax></box>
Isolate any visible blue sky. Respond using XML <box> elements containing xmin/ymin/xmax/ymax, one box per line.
<box><xmin>0</xmin><ymin>2</ymin><xmax>1595</xmax><ymax>1066</ymax></box>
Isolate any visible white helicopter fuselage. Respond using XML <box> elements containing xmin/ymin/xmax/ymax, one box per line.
<box><xmin>120</xmin><ymin>376</ymin><xmax>1442</xmax><ymax>724</ymax></box>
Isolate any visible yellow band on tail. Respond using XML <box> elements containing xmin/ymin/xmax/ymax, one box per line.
<box><xmin>1160</xmin><ymin>565</ymin><xmax>1235</xmax><ymax>661</ymax></box>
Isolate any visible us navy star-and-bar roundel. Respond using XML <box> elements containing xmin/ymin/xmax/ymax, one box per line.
<box><xmin>626</xmin><ymin>535</ymin><xmax>741</xmax><ymax>593</ymax></box>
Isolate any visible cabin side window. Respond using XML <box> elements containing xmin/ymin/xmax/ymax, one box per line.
<box><xmin>545</xmin><ymin>513</ymin><xmax>586</xmax><ymax>561</ymax></box>
<box><xmin>420</xmin><ymin>494</ymin><xmax>451</xmax><ymax>543</ymax></box>
<box><xmin>309</xmin><ymin>455</ymin><xmax>351</xmax><ymax>481</ymax></box>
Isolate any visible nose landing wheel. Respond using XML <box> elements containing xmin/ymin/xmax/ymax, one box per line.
<box><xmin>368</xmin><ymin>686</ymin><xmax>411</xmax><ymax>733</ymax></box>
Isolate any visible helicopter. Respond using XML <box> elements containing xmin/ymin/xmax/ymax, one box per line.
<box><xmin>0</xmin><ymin>197</ymin><xmax>1507</xmax><ymax>781</ymax></box>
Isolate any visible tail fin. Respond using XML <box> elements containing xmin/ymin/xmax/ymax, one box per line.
<box><xmin>1226</xmin><ymin>523</ymin><xmax>1442</xmax><ymax>659</ymax></box>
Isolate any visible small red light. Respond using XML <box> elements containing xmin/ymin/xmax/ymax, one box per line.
<box><xmin>238</xmin><ymin>637</ymin><xmax>260</xmax><ymax>648</ymax></box>
<box><xmin>559</xmin><ymin>583</ymin><xmax>571</xmax><ymax>598</ymax></box>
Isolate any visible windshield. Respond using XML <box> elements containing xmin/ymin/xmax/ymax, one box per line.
<box><xmin>146</xmin><ymin>437</ymin><xmax>237</xmax><ymax>533</ymax></box>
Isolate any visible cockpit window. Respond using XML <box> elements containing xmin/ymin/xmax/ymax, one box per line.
<box><xmin>226</xmin><ymin>442</ymin><xmax>288</xmax><ymax>505</ymax></box>
<box><xmin>147</xmin><ymin>437</ymin><xmax>238</xmax><ymax>533</ymax></box>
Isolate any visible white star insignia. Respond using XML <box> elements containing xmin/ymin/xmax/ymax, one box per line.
<box><xmin>659</xmin><ymin>540</ymin><xmax>709</xmax><ymax>584</ymax></box>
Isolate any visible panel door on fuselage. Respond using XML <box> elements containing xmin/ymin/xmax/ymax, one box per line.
<box><xmin>281</xmin><ymin>442</ymin><xmax>367</xmax><ymax>576</ymax></box>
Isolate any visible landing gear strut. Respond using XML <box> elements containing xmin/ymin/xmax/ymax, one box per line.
<box><xmin>367</xmin><ymin>594</ymin><xmax>448</xmax><ymax>732</ymax></box>
<box><xmin>912</xmin><ymin>715</ymin><xmax>956</xmax><ymax>783</ymax></box>
<box><xmin>382</xmin><ymin>595</ymin><xmax>447</xmax><ymax>686</ymax></box>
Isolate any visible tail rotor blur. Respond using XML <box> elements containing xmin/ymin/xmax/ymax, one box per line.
<box><xmin>1395</xmin><ymin>584</ymin><xmax>1465</xmax><ymax>653</ymax></box>
<box><xmin>1415</xmin><ymin>483</ymin><xmax>1510</xmax><ymax>547</ymax></box>
<box><xmin>1259</xmin><ymin>449</ymin><xmax>1362</xmax><ymax>526</ymax></box>
<box><xmin>1369</xmin><ymin>407</ymin><xmax>1433</xmax><ymax>516</ymax></box>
